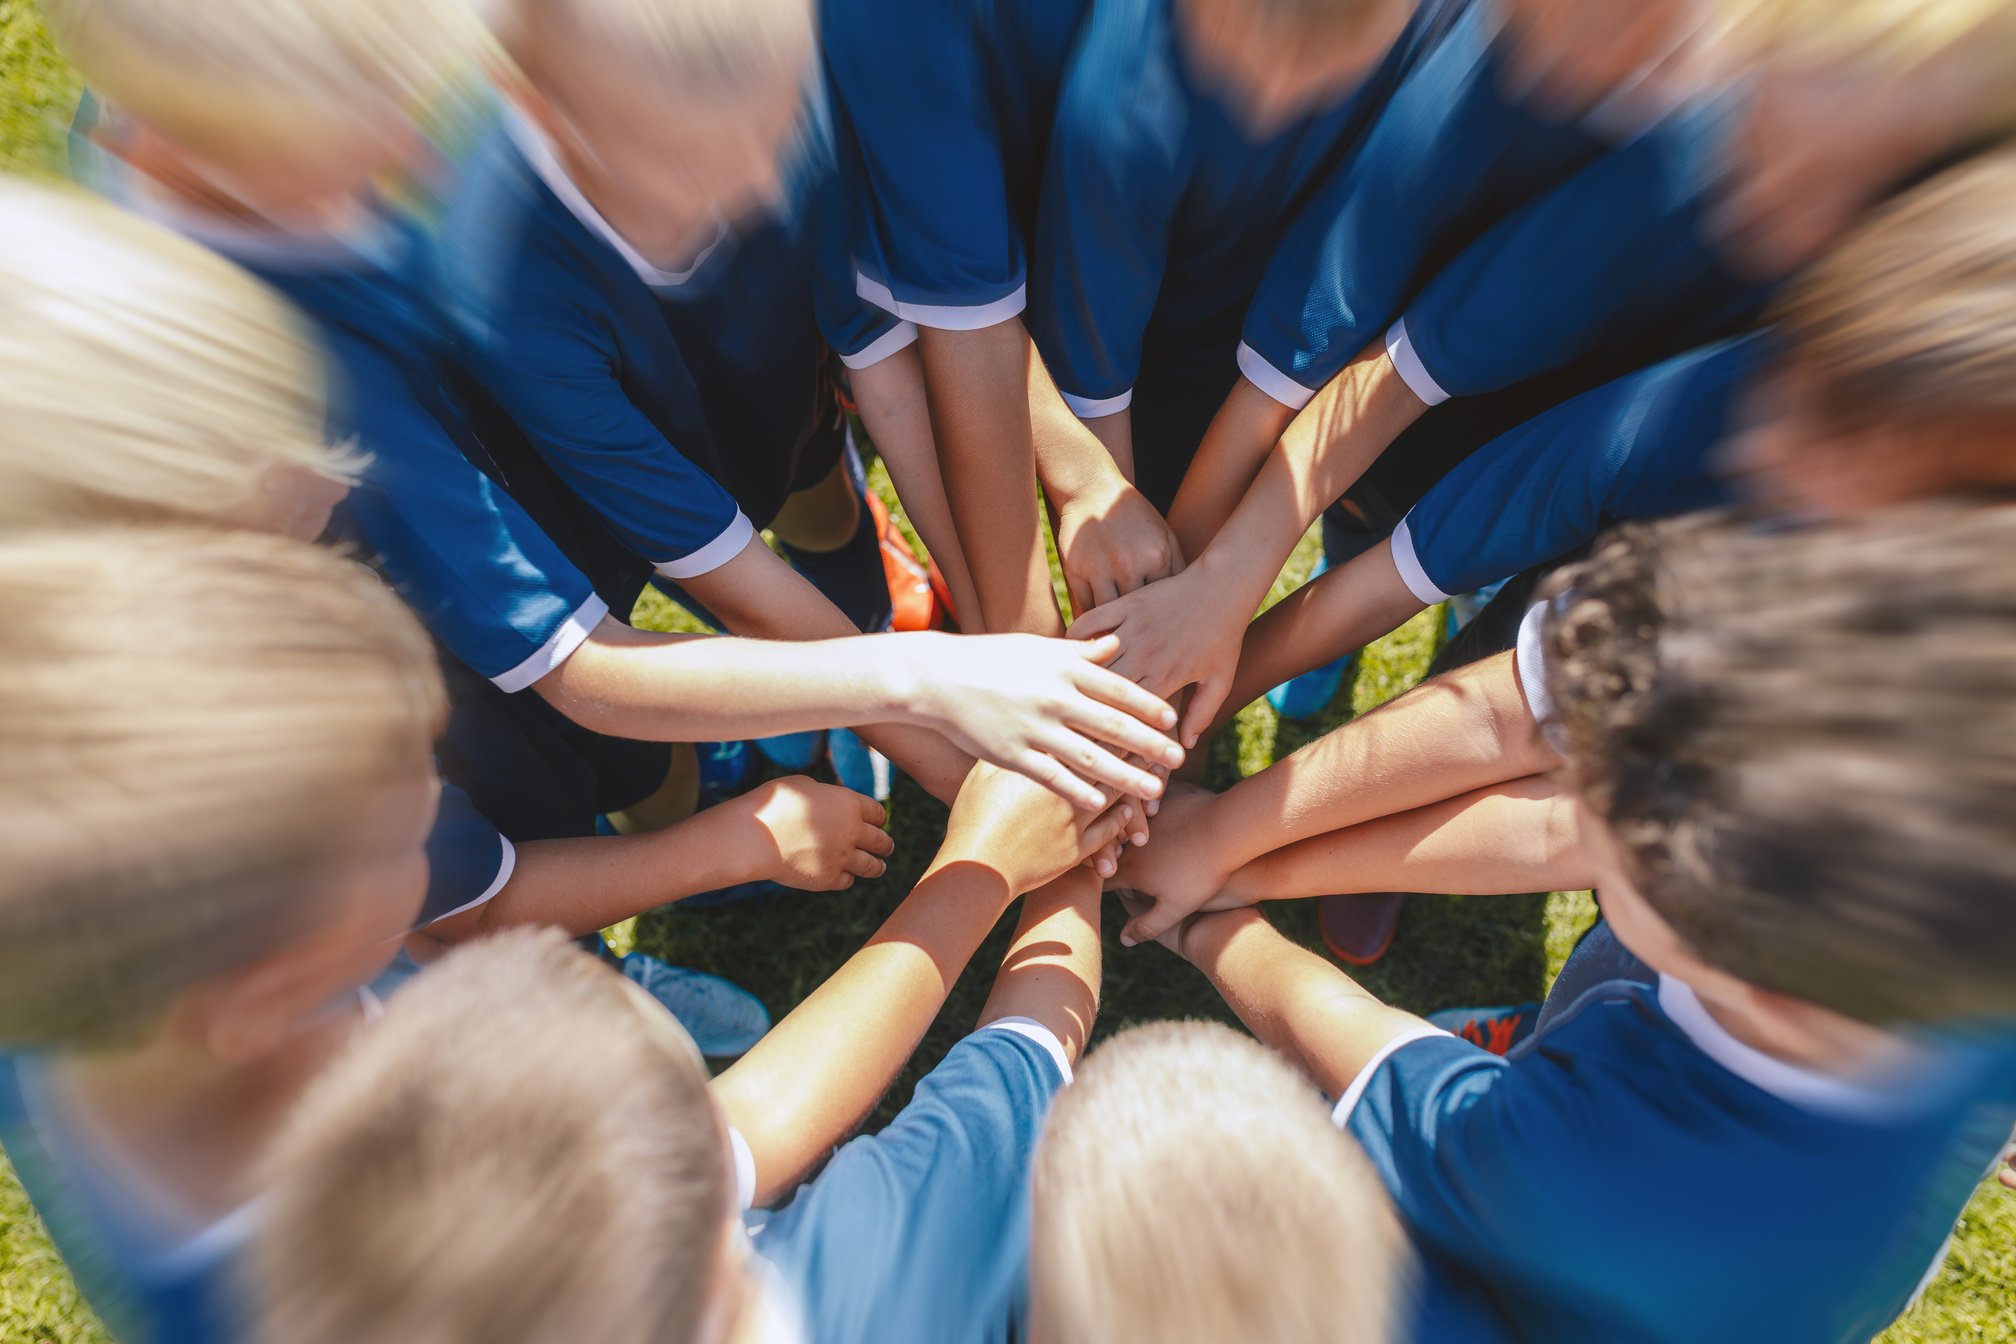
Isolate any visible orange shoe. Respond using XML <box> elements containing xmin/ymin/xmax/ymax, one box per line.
<box><xmin>868</xmin><ymin>489</ymin><xmax>950</xmax><ymax>632</ymax></box>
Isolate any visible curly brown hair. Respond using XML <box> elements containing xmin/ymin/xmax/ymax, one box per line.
<box><xmin>1541</xmin><ymin>505</ymin><xmax>2016</xmax><ymax>1025</ymax></box>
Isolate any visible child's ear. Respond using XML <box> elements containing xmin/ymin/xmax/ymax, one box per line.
<box><xmin>197</xmin><ymin>954</ymin><xmax>315</xmax><ymax>1063</ymax></box>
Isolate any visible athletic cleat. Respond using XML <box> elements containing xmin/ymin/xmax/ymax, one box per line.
<box><xmin>696</xmin><ymin>739</ymin><xmax>755</xmax><ymax>803</ymax></box>
<box><xmin>827</xmin><ymin>726</ymin><xmax>894</xmax><ymax>802</ymax></box>
<box><xmin>621</xmin><ymin>952</ymin><xmax>771</xmax><ymax>1057</ymax></box>
<box><xmin>1427</xmin><ymin>1002</ymin><xmax>1542</xmax><ymax>1057</ymax></box>
<box><xmin>868</xmin><ymin>489</ymin><xmax>949</xmax><ymax>632</ymax></box>
<box><xmin>1318</xmin><ymin>891</ymin><xmax>1406</xmax><ymax>966</ymax></box>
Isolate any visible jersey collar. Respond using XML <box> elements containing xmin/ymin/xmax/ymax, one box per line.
<box><xmin>503</xmin><ymin>110</ymin><xmax>731</xmax><ymax>294</ymax></box>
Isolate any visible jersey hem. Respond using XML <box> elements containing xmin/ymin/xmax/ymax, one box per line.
<box><xmin>854</xmin><ymin>272</ymin><xmax>1028</xmax><ymax>331</ymax></box>
<box><xmin>1236</xmin><ymin>341</ymin><xmax>1318</xmax><ymax>410</ymax></box>
<box><xmin>490</xmin><ymin>593</ymin><xmax>611</xmax><ymax>694</ymax></box>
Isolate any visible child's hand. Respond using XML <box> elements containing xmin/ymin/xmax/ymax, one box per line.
<box><xmin>942</xmin><ymin>762</ymin><xmax>1137</xmax><ymax>896</ymax></box>
<box><xmin>905</xmin><ymin>631</ymin><xmax>1183</xmax><ymax>811</ymax></box>
<box><xmin>1114</xmin><ymin>890</ymin><xmax>1192</xmax><ymax>957</ymax></box>
<box><xmin>741</xmin><ymin>776</ymin><xmax>896</xmax><ymax>891</ymax></box>
<box><xmin>1109</xmin><ymin>785</ymin><xmax>1241</xmax><ymax>945</ymax></box>
<box><xmin>1068</xmin><ymin>571</ymin><xmax>1245</xmax><ymax>749</ymax></box>
<box><xmin>1052</xmin><ymin>475</ymin><xmax>1184</xmax><ymax>615</ymax></box>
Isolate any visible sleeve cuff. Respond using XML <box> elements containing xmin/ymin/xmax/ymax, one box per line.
<box><xmin>836</xmin><ymin>320</ymin><xmax>920</xmax><ymax>370</ymax></box>
<box><xmin>1236</xmin><ymin>341</ymin><xmax>1318</xmax><ymax>410</ymax></box>
<box><xmin>421</xmin><ymin>836</ymin><xmax>517</xmax><ymax>926</ymax></box>
<box><xmin>854</xmin><ymin>272</ymin><xmax>1027</xmax><ymax>331</ymax></box>
<box><xmin>1059</xmin><ymin>387</ymin><xmax>1133</xmax><ymax>419</ymax></box>
<box><xmin>1516</xmin><ymin>597</ymin><xmax>1570</xmax><ymax>753</ymax></box>
<box><xmin>1384</xmin><ymin>318</ymin><xmax>1452</xmax><ymax>408</ymax></box>
<box><xmin>490</xmin><ymin>593</ymin><xmax>611</xmax><ymax>693</ymax></box>
<box><xmin>1389</xmin><ymin>518</ymin><xmax>1454</xmax><ymax>605</ymax></box>
<box><xmin>1330</xmin><ymin>1025</ymin><xmax>1453</xmax><ymax>1127</ymax></box>
<box><xmin>979</xmin><ymin>1016</ymin><xmax>1074</xmax><ymax>1085</ymax></box>
<box><xmin>653</xmin><ymin>511</ymin><xmax>757</xmax><ymax>581</ymax></box>
<box><xmin>728</xmin><ymin>1127</ymin><xmax>758</xmax><ymax>1213</ymax></box>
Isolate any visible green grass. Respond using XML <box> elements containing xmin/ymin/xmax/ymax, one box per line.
<box><xmin>0</xmin><ymin>6</ymin><xmax>2006</xmax><ymax>1336</ymax></box>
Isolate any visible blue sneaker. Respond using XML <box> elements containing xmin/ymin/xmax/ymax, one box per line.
<box><xmin>621</xmin><ymin>952</ymin><xmax>770</xmax><ymax>1057</ymax></box>
<box><xmin>1267</xmin><ymin>557</ymin><xmax>1356</xmax><ymax>720</ymax></box>
<box><xmin>827</xmin><ymin>727</ymin><xmax>893</xmax><ymax>802</ymax></box>
<box><xmin>1427</xmin><ymin>1001</ymin><xmax>1542</xmax><ymax>1057</ymax></box>
<box><xmin>755</xmin><ymin>730</ymin><xmax>826</xmax><ymax>772</ymax></box>
<box><xmin>1444</xmin><ymin>576</ymin><xmax>1511</xmax><ymax>639</ymax></box>
<box><xmin>696</xmin><ymin>739</ymin><xmax>756</xmax><ymax>802</ymax></box>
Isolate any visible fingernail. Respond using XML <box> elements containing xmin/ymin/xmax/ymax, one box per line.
<box><xmin>1120</xmin><ymin>934</ymin><xmax>1137</xmax><ymax>948</ymax></box>
<box><xmin>1098</xmin><ymin>860</ymin><xmax>1115</xmax><ymax>877</ymax></box>
<box><xmin>1132</xmin><ymin>833</ymin><xmax>1147</xmax><ymax>847</ymax></box>
<box><xmin>1121</xmin><ymin>805</ymin><xmax>1134</xmax><ymax>821</ymax></box>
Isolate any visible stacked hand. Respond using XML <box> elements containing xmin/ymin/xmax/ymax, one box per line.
<box><xmin>1069</xmin><ymin>569</ymin><xmax>1246</xmax><ymax>749</ymax></box>
<box><xmin>1052</xmin><ymin>472</ymin><xmax>1184</xmax><ymax>615</ymax></box>
<box><xmin>740</xmin><ymin>776</ymin><xmax>895</xmax><ymax>891</ymax></box>
<box><xmin>1107</xmin><ymin>784</ymin><xmax>1248</xmax><ymax>945</ymax></box>
<box><xmin>942</xmin><ymin>761</ymin><xmax>1138</xmax><ymax>893</ymax></box>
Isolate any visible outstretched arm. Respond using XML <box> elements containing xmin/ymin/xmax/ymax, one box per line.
<box><xmin>976</xmin><ymin>869</ymin><xmax>1103</xmax><ymax>1067</ymax></box>
<box><xmin>713</xmin><ymin>766</ymin><xmax>1133</xmax><ymax>1204</ymax></box>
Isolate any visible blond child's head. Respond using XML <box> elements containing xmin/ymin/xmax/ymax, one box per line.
<box><xmin>490</xmin><ymin>0</ymin><xmax>815</xmax><ymax>262</ymax></box>
<box><xmin>1177</xmin><ymin>0</ymin><xmax>1414</xmax><ymax>134</ymax></box>
<box><xmin>1732</xmin><ymin>146</ymin><xmax>2016</xmax><ymax>514</ymax></box>
<box><xmin>0</xmin><ymin>527</ymin><xmax>444</xmax><ymax>1052</ymax></box>
<box><xmin>1031</xmin><ymin>1021</ymin><xmax>1414</xmax><ymax>1344</ymax></box>
<box><xmin>0</xmin><ymin>177</ymin><xmax>356</xmax><ymax>539</ymax></box>
<box><xmin>45</xmin><ymin>0</ymin><xmax>485</xmax><ymax>215</ymax></box>
<box><xmin>256</xmin><ymin>929</ymin><xmax>733</xmax><ymax>1344</ymax></box>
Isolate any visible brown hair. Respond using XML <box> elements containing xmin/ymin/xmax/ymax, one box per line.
<box><xmin>1543</xmin><ymin>505</ymin><xmax>2016</xmax><ymax>1023</ymax></box>
<box><xmin>0</xmin><ymin>527</ymin><xmax>442</xmax><ymax>1046</ymax></box>
<box><xmin>256</xmin><ymin>929</ymin><xmax>729</xmax><ymax>1344</ymax></box>
<box><xmin>1031</xmin><ymin>1021</ymin><xmax>1413</xmax><ymax>1344</ymax></box>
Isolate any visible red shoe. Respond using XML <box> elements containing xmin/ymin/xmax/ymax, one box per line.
<box><xmin>1319</xmin><ymin>891</ymin><xmax>1406</xmax><ymax>966</ymax></box>
<box><xmin>867</xmin><ymin>490</ymin><xmax>952</xmax><ymax>632</ymax></box>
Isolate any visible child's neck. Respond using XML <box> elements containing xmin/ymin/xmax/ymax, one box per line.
<box><xmin>50</xmin><ymin>1001</ymin><xmax>364</xmax><ymax>1230</ymax></box>
<box><xmin>1688</xmin><ymin>981</ymin><xmax>1908</xmax><ymax>1082</ymax></box>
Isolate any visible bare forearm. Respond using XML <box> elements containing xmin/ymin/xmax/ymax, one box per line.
<box><xmin>1209</xmin><ymin>540</ymin><xmax>1426</xmax><ymax>738</ymax></box>
<box><xmin>1079</xmin><ymin>409</ymin><xmax>1135</xmax><ymax>484</ymax></box>
<box><xmin>714</xmin><ymin>858</ymin><xmax>1015</xmax><ymax>1204</ymax></box>
<box><xmin>423</xmin><ymin>806</ymin><xmax>765</xmax><ymax>945</ymax></box>
<box><xmin>1215</xmin><ymin>775</ymin><xmax>1592</xmax><ymax>907</ymax></box>
<box><xmin>849</xmin><ymin>348</ymin><xmax>985</xmax><ymax>627</ymax></box>
<box><xmin>1177</xmin><ymin>909</ymin><xmax>1424</xmax><ymax>1099</ymax></box>
<box><xmin>976</xmin><ymin>868</ymin><xmax>1102</xmax><ymax>1064</ymax></box>
<box><xmin>1166</xmin><ymin>378</ymin><xmax>1297</xmax><ymax>559</ymax></box>
<box><xmin>1208</xmin><ymin>652</ymin><xmax>1559</xmax><ymax>872</ymax></box>
<box><xmin>1030</xmin><ymin>355</ymin><xmax>1131</xmax><ymax>494</ymax></box>
<box><xmin>918</xmin><ymin>322</ymin><xmax>1064</xmax><ymax>635</ymax></box>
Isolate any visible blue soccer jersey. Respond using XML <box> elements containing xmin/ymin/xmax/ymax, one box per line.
<box><xmin>1236</xmin><ymin>0</ymin><xmax>1606</xmax><ymax>410</ymax></box>
<box><xmin>69</xmin><ymin>104</ymin><xmax>610</xmax><ymax>696</ymax></box>
<box><xmin>821</xmin><ymin>0</ymin><xmax>1091</xmax><ymax>329</ymax></box>
<box><xmin>1027</xmin><ymin>0</ymin><xmax>1466</xmax><ymax>421</ymax></box>
<box><xmin>418</xmin><ymin>781</ymin><xmax>515</xmax><ymax>930</ymax></box>
<box><xmin>743</xmin><ymin>1021</ymin><xmax>1071</xmax><ymax>1344</ymax></box>
<box><xmin>1383</xmin><ymin>94</ymin><xmax>1768</xmax><ymax>410</ymax></box>
<box><xmin>1388</xmin><ymin>335</ymin><xmax>1761</xmax><ymax>604</ymax></box>
<box><xmin>1338</xmin><ymin>979</ymin><xmax>2016</xmax><ymax>1343</ymax></box>
<box><xmin>434</xmin><ymin>97</ymin><xmax>909</xmax><ymax>596</ymax></box>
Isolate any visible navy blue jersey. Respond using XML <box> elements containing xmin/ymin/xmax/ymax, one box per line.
<box><xmin>1237</xmin><ymin>0</ymin><xmax>1605</xmax><ymax>409</ymax></box>
<box><xmin>1385</xmin><ymin>94</ymin><xmax>1769</xmax><ymax>409</ymax></box>
<box><xmin>418</xmin><ymin>781</ymin><xmax>515</xmax><ymax>929</ymax></box>
<box><xmin>1390</xmin><ymin>336</ymin><xmax>1760</xmax><ymax>603</ymax></box>
<box><xmin>434</xmin><ymin>99</ymin><xmax>906</xmax><ymax>591</ymax></box>
<box><xmin>1340</xmin><ymin>981</ymin><xmax>2016</xmax><ymax>1343</ymax></box>
<box><xmin>748</xmin><ymin>1022</ymin><xmax>1070</xmax><ymax>1344</ymax></box>
<box><xmin>69</xmin><ymin>104</ymin><xmax>610</xmax><ymax>695</ymax></box>
<box><xmin>822</xmin><ymin>0</ymin><xmax>1091</xmax><ymax>328</ymax></box>
<box><xmin>1028</xmin><ymin>0</ymin><xmax>1467</xmax><ymax>420</ymax></box>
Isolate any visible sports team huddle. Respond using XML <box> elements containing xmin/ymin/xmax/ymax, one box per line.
<box><xmin>2</xmin><ymin>0</ymin><xmax>2015</xmax><ymax>1340</ymax></box>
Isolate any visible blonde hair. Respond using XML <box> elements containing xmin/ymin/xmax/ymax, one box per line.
<box><xmin>498</xmin><ymin>0</ymin><xmax>814</xmax><ymax>93</ymax></box>
<box><xmin>1031</xmin><ymin>1022</ymin><xmax>1414</xmax><ymax>1344</ymax></box>
<box><xmin>43</xmin><ymin>0</ymin><xmax>485</xmax><ymax>159</ymax></box>
<box><xmin>257</xmin><ymin>929</ymin><xmax>728</xmax><ymax>1344</ymax></box>
<box><xmin>1719</xmin><ymin>0</ymin><xmax>2015</xmax><ymax>72</ymax></box>
<box><xmin>0</xmin><ymin>528</ymin><xmax>444</xmax><ymax>1047</ymax></box>
<box><xmin>0</xmin><ymin>177</ymin><xmax>361</xmax><ymax>531</ymax></box>
<box><xmin>1773</xmin><ymin>145</ymin><xmax>2016</xmax><ymax>429</ymax></box>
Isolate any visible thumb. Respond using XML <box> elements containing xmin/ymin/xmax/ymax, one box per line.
<box><xmin>1181</xmin><ymin>668</ymin><xmax>1234</xmax><ymax>750</ymax></box>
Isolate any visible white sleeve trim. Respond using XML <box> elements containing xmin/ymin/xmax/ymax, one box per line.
<box><xmin>728</xmin><ymin>1127</ymin><xmax>758</xmax><ymax>1213</ymax></box>
<box><xmin>1236</xmin><ymin>341</ymin><xmax>1318</xmax><ymax>410</ymax></box>
<box><xmin>1384</xmin><ymin>318</ymin><xmax>1452</xmax><ymax>408</ymax></box>
<box><xmin>1389</xmin><ymin>518</ymin><xmax>1454</xmax><ymax>605</ymax></box>
<box><xmin>654</xmin><ymin>511</ymin><xmax>758</xmax><ymax>581</ymax></box>
<box><xmin>421</xmin><ymin>836</ymin><xmax>518</xmax><ymax>925</ymax></box>
<box><xmin>1330</xmin><ymin>1025</ymin><xmax>1453</xmax><ymax>1127</ymax></box>
<box><xmin>1059</xmin><ymin>387</ymin><xmax>1133</xmax><ymax>419</ymax></box>
<box><xmin>491</xmin><ymin>593</ymin><xmax>611</xmax><ymax>693</ymax></box>
<box><xmin>980</xmin><ymin>1015</ymin><xmax>1074</xmax><ymax>1085</ymax></box>
<box><xmin>855</xmin><ymin>271</ymin><xmax>1027</xmax><ymax>331</ymax></box>
<box><xmin>836</xmin><ymin>321</ymin><xmax>920</xmax><ymax>370</ymax></box>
